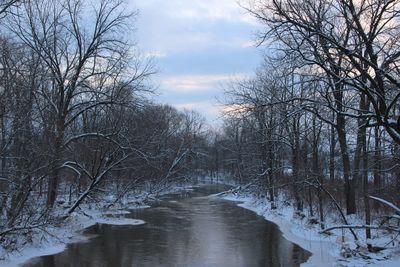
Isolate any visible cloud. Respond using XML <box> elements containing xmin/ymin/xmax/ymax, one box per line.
<box><xmin>134</xmin><ymin>0</ymin><xmax>263</xmax><ymax>55</ymax></box>
<box><xmin>241</xmin><ymin>39</ymin><xmax>257</xmax><ymax>48</ymax></box>
<box><xmin>135</xmin><ymin>0</ymin><xmax>258</xmax><ymax>24</ymax></box>
<box><xmin>161</xmin><ymin>74</ymin><xmax>247</xmax><ymax>92</ymax></box>
<box><xmin>158</xmin><ymin>73</ymin><xmax>253</xmax><ymax>126</ymax></box>
<box><xmin>130</xmin><ymin>1</ymin><xmax>263</xmax><ymax>126</ymax></box>
<box><xmin>144</xmin><ymin>50</ymin><xmax>168</xmax><ymax>58</ymax></box>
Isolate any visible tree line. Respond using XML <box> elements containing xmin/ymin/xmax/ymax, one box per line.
<box><xmin>0</xmin><ymin>0</ymin><xmax>211</xmax><ymax>246</ymax></box>
<box><xmin>214</xmin><ymin>0</ymin><xmax>400</xmax><ymax>248</ymax></box>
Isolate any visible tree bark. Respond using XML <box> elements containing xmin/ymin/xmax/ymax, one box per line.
<box><xmin>292</xmin><ymin>117</ymin><xmax>303</xmax><ymax>212</ymax></box>
<box><xmin>329</xmin><ymin>121</ymin><xmax>336</xmax><ymax>183</ymax></box>
<box><xmin>46</xmin><ymin>117</ymin><xmax>65</xmax><ymax>207</ymax></box>
<box><xmin>336</xmin><ymin>115</ymin><xmax>357</xmax><ymax>215</ymax></box>
<box><xmin>373</xmin><ymin>126</ymin><xmax>382</xmax><ymax>203</ymax></box>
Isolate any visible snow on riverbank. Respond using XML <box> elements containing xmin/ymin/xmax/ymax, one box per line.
<box><xmin>0</xmin><ymin>182</ymin><xmax>201</xmax><ymax>267</ymax></box>
<box><xmin>4</xmin><ymin>181</ymin><xmax>398</xmax><ymax>267</ymax></box>
<box><xmin>0</xmin><ymin>181</ymin><xmax>203</xmax><ymax>267</ymax></box>
<box><xmin>220</xmin><ymin>191</ymin><xmax>400</xmax><ymax>267</ymax></box>
<box><xmin>0</xmin><ymin>206</ymin><xmax>146</xmax><ymax>267</ymax></box>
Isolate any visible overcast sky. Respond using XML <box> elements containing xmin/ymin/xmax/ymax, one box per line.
<box><xmin>132</xmin><ymin>0</ymin><xmax>263</xmax><ymax>127</ymax></box>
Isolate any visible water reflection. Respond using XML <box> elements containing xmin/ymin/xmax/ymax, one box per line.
<box><xmin>24</xmin><ymin>184</ymin><xmax>311</xmax><ymax>267</ymax></box>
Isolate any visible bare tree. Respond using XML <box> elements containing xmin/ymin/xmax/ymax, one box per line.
<box><xmin>0</xmin><ymin>0</ymin><xmax>21</xmax><ymax>17</ymax></box>
<box><xmin>7</xmin><ymin>0</ymin><xmax>153</xmax><ymax>207</ymax></box>
<box><xmin>248</xmin><ymin>0</ymin><xmax>400</xmax><ymax>143</ymax></box>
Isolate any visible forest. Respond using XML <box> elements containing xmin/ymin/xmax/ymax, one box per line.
<box><xmin>1</xmin><ymin>0</ymin><xmax>400</xmax><ymax>266</ymax></box>
<box><xmin>0</xmin><ymin>0</ymin><xmax>213</xmax><ymax>244</ymax></box>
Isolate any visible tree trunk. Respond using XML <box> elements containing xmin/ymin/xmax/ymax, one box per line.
<box><xmin>329</xmin><ymin>121</ymin><xmax>336</xmax><ymax>183</ymax></box>
<box><xmin>304</xmin><ymin>126</ymin><xmax>314</xmax><ymax>217</ymax></box>
<box><xmin>363</xmin><ymin>130</ymin><xmax>372</xmax><ymax>246</ymax></box>
<box><xmin>336</xmin><ymin>114</ymin><xmax>357</xmax><ymax>215</ymax></box>
<box><xmin>267</xmin><ymin>140</ymin><xmax>275</xmax><ymax>205</ymax></box>
<box><xmin>373</xmin><ymin>126</ymin><xmax>382</xmax><ymax>208</ymax></box>
<box><xmin>312</xmin><ymin>114</ymin><xmax>324</xmax><ymax>228</ymax></box>
<box><xmin>46</xmin><ymin>118</ymin><xmax>64</xmax><ymax>207</ymax></box>
<box><xmin>292</xmin><ymin>117</ymin><xmax>303</xmax><ymax>212</ymax></box>
<box><xmin>0</xmin><ymin>107</ymin><xmax>7</xmax><ymax>203</ymax></box>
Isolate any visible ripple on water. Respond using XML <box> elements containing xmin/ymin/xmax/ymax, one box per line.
<box><xmin>23</xmin><ymin>184</ymin><xmax>311</xmax><ymax>267</ymax></box>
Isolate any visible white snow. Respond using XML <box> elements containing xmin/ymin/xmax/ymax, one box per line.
<box><xmin>220</xmin><ymin>192</ymin><xmax>400</xmax><ymax>267</ymax></box>
<box><xmin>3</xmin><ymin>182</ymin><xmax>399</xmax><ymax>267</ymax></box>
<box><xmin>0</xmin><ymin>183</ymin><xmax>196</xmax><ymax>267</ymax></box>
<box><xmin>1</xmin><ymin>244</ymin><xmax>67</xmax><ymax>267</ymax></box>
<box><xmin>0</xmin><ymin>206</ymin><xmax>145</xmax><ymax>267</ymax></box>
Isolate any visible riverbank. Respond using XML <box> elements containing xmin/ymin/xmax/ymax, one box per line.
<box><xmin>6</xmin><ymin>183</ymin><xmax>313</xmax><ymax>267</ymax></box>
<box><xmin>4</xmin><ymin>181</ymin><xmax>399</xmax><ymax>267</ymax></box>
<box><xmin>0</xmin><ymin>204</ymin><xmax>146</xmax><ymax>267</ymax></box>
<box><xmin>0</xmin><ymin>183</ymin><xmax>197</xmax><ymax>267</ymax></box>
<box><xmin>219</xmin><ymin>188</ymin><xmax>400</xmax><ymax>267</ymax></box>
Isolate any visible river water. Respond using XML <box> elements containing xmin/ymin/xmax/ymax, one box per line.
<box><xmin>23</xmin><ymin>184</ymin><xmax>311</xmax><ymax>267</ymax></box>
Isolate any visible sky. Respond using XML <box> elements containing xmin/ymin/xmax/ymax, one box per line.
<box><xmin>132</xmin><ymin>0</ymin><xmax>263</xmax><ymax>127</ymax></box>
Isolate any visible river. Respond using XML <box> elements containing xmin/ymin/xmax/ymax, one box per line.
<box><xmin>23</xmin><ymin>184</ymin><xmax>311</xmax><ymax>267</ymax></box>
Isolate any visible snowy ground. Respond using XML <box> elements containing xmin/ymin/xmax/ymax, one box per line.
<box><xmin>0</xmin><ymin>182</ymin><xmax>198</xmax><ymax>267</ymax></box>
<box><xmin>219</xmin><ymin>189</ymin><xmax>400</xmax><ymax>267</ymax></box>
<box><xmin>0</xmin><ymin>206</ymin><xmax>146</xmax><ymax>267</ymax></box>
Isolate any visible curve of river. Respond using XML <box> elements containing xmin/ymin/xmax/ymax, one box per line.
<box><xmin>23</xmin><ymin>184</ymin><xmax>311</xmax><ymax>267</ymax></box>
